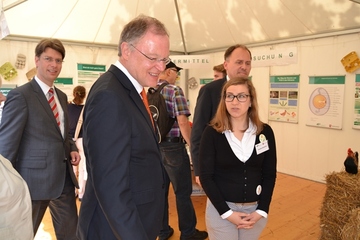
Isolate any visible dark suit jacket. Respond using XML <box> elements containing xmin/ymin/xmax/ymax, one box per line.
<box><xmin>190</xmin><ymin>77</ymin><xmax>227</xmax><ymax>176</ymax></box>
<box><xmin>77</xmin><ymin>65</ymin><xmax>165</xmax><ymax>240</ymax></box>
<box><xmin>0</xmin><ymin>79</ymin><xmax>78</xmax><ymax>200</ymax></box>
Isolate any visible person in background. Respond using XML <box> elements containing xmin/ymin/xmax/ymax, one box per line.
<box><xmin>199</xmin><ymin>77</ymin><xmax>277</xmax><ymax>239</ymax></box>
<box><xmin>0</xmin><ymin>38</ymin><xmax>80</xmax><ymax>239</ymax></box>
<box><xmin>0</xmin><ymin>92</ymin><xmax>5</xmax><ymax>103</ymax></box>
<box><xmin>213</xmin><ymin>63</ymin><xmax>226</xmax><ymax>81</ymax></box>
<box><xmin>157</xmin><ymin>61</ymin><xmax>208</xmax><ymax>240</ymax></box>
<box><xmin>0</xmin><ymin>92</ymin><xmax>5</xmax><ymax>123</ymax></box>
<box><xmin>191</xmin><ymin>44</ymin><xmax>252</xmax><ymax>187</ymax></box>
<box><xmin>0</xmin><ymin>154</ymin><xmax>33</xmax><ymax>240</ymax></box>
<box><xmin>77</xmin><ymin>15</ymin><xmax>169</xmax><ymax>239</ymax></box>
<box><xmin>68</xmin><ymin>85</ymin><xmax>87</xmax><ymax>201</ymax></box>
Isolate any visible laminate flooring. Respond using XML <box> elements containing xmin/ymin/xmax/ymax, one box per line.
<box><xmin>34</xmin><ymin>172</ymin><xmax>326</xmax><ymax>240</ymax></box>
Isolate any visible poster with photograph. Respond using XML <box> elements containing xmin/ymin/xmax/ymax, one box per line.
<box><xmin>268</xmin><ymin>75</ymin><xmax>299</xmax><ymax>123</ymax></box>
<box><xmin>306</xmin><ymin>76</ymin><xmax>345</xmax><ymax>129</ymax></box>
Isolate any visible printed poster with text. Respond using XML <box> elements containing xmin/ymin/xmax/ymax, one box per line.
<box><xmin>306</xmin><ymin>76</ymin><xmax>345</xmax><ymax>129</ymax></box>
<box><xmin>268</xmin><ymin>75</ymin><xmax>299</xmax><ymax>123</ymax></box>
<box><xmin>77</xmin><ymin>63</ymin><xmax>106</xmax><ymax>89</ymax></box>
<box><xmin>353</xmin><ymin>74</ymin><xmax>360</xmax><ymax>129</ymax></box>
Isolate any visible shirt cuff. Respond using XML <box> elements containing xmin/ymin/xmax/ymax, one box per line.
<box><xmin>256</xmin><ymin>209</ymin><xmax>268</xmax><ymax>218</ymax></box>
<box><xmin>221</xmin><ymin>209</ymin><xmax>233</xmax><ymax>219</ymax></box>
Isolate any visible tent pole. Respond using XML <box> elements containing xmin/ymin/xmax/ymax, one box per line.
<box><xmin>174</xmin><ymin>0</ymin><xmax>187</xmax><ymax>55</ymax></box>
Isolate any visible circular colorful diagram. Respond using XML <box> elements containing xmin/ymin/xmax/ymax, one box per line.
<box><xmin>309</xmin><ymin>87</ymin><xmax>330</xmax><ymax>115</ymax></box>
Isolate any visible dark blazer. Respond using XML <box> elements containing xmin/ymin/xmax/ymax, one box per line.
<box><xmin>0</xmin><ymin>79</ymin><xmax>78</xmax><ymax>200</ymax></box>
<box><xmin>190</xmin><ymin>77</ymin><xmax>226</xmax><ymax>176</ymax></box>
<box><xmin>77</xmin><ymin>65</ymin><xmax>165</xmax><ymax>240</ymax></box>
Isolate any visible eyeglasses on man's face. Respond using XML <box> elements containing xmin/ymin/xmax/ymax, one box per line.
<box><xmin>225</xmin><ymin>93</ymin><xmax>250</xmax><ymax>102</ymax></box>
<box><xmin>169</xmin><ymin>68</ymin><xmax>178</xmax><ymax>73</ymax></box>
<box><xmin>130</xmin><ymin>44</ymin><xmax>171</xmax><ymax>65</ymax></box>
<box><xmin>42</xmin><ymin>56</ymin><xmax>64</xmax><ymax>64</ymax></box>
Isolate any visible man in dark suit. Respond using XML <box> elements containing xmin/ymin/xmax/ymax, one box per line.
<box><xmin>77</xmin><ymin>15</ymin><xmax>169</xmax><ymax>239</ymax></box>
<box><xmin>190</xmin><ymin>44</ymin><xmax>252</xmax><ymax>185</ymax></box>
<box><xmin>0</xmin><ymin>38</ymin><xmax>80</xmax><ymax>239</ymax></box>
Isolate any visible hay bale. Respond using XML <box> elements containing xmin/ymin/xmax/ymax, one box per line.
<box><xmin>341</xmin><ymin>208</ymin><xmax>360</xmax><ymax>240</ymax></box>
<box><xmin>319</xmin><ymin>171</ymin><xmax>360</xmax><ymax>240</ymax></box>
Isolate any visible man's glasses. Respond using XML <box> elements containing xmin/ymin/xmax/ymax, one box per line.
<box><xmin>43</xmin><ymin>56</ymin><xmax>63</xmax><ymax>64</ymax></box>
<box><xmin>130</xmin><ymin>44</ymin><xmax>171</xmax><ymax>65</ymax></box>
<box><xmin>169</xmin><ymin>68</ymin><xmax>178</xmax><ymax>73</ymax></box>
<box><xmin>225</xmin><ymin>93</ymin><xmax>250</xmax><ymax>102</ymax></box>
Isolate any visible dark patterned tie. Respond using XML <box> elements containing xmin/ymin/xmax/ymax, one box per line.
<box><xmin>48</xmin><ymin>88</ymin><xmax>60</xmax><ymax>126</ymax></box>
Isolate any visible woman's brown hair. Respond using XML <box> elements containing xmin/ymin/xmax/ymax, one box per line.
<box><xmin>72</xmin><ymin>85</ymin><xmax>86</xmax><ymax>105</ymax></box>
<box><xmin>210</xmin><ymin>77</ymin><xmax>263</xmax><ymax>134</ymax></box>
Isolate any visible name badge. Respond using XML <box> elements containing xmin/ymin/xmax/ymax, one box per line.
<box><xmin>255</xmin><ymin>140</ymin><xmax>269</xmax><ymax>155</ymax></box>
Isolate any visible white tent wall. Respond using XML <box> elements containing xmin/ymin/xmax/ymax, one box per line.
<box><xmin>0</xmin><ymin>32</ymin><xmax>360</xmax><ymax>183</ymax></box>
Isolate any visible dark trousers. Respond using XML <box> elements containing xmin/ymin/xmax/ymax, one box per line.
<box><xmin>159</xmin><ymin>142</ymin><xmax>197</xmax><ymax>238</ymax></box>
<box><xmin>32</xmin><ymin>169</ymin><xmax>78</xmax><ymax>240</ymax></box>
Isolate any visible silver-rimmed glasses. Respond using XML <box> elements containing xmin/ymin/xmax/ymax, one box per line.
<box><xmin>130</xmin><ymin>44</ymin><xmax>171</xmax><ymax>65</ymax></box>
<box><xmin>43</xmin><ymin>56</ymin><xmax>64</xmax><ymax>64</ymax></box>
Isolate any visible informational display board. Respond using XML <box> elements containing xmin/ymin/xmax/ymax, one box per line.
<box><xmin>77</xmin><ymin>63</ymin><xmax>106</xmax><ymax>89</ymax></box>
<box><xmin>353</xmin><ymin>74</ymin><xmax>360</xmax><ymax>129</ymax></box>
<box><xmin>0</xmin><ymin>84</ymin><xmax>16</xmax><ymax>122</ymax></box>
<box><xmin>200</xmin><ymin>78</ymin><xmax>213</xmax><ymax>86</ymax></box>
<box><xmin>54</xmin><ymin>77</ymin><xmax>74</xmax><ymax>99</ymax></box>
<box><xmin>268</xmin><ymin>75</ymin><xmax>299</xmax><ymax>123</ymax></box>
<box><xmin>306</xmin><ymin>76</ymin><xmax>345</xmax><ymax>129</ymax></box>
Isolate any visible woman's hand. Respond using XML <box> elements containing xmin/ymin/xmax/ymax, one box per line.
<box><xmin>227</xmin><ymin>212</ymin><xmax>255</xmax><ymax>229</ymax></box>
<box><xmin>237</xmin><ymin>212</ymin><xmax>262</xmax><ymax>229</ymax></box>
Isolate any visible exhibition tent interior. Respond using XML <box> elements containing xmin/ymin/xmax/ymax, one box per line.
<box><xmin>1</xmin><ymin>0</ymin><xmax>360</xmax><ymax>184</ymax></box>
<box><xmin>1</xmin><ymin>0</ymin><xmax>360</xmax><ymax>54</ymax></box>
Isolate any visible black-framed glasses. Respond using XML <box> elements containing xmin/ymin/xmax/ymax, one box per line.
<box><xmin>225</xmin><ymin>93</ymin><xmax>250</xmax><ymax>102</ymax></box>
<box><xmin>130</xmin><ymin>44</ymin><xmax>171</xmax><ymax>65</ymax></box>
<box><xmin>169</xmin><ymin>68</ymin><xmax>178</xmax><ymax>73</ymax></box>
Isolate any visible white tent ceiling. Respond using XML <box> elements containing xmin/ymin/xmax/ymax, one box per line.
<box><xmin>2</xmin><ymin>0</ymin><xmax>360</xmax><ymax>54</ymax></box>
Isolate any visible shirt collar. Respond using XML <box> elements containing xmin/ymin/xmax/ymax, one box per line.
<box><xmin>34</xmin><ymin>76</ymin><xmax>53</xmax><ymax>96</ymax></box>
<box><xmin>114</xmin><ymin>60</ymin><xmax>143</xmax><ymax>94</ymax></box>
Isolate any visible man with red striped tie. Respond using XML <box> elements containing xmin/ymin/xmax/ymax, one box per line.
<box><xmin>0</xmin><ymin>38</ymin><xmax>80</xmax><ymax>240</ymax></box>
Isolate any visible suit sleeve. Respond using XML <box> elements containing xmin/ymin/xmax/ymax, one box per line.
<box><xmin>258</xmin><ymin>124</ymin><xmax>277</xmax><ymax>214</ymax></box>
<box><xmin>190</xmin><ymin>85</ymin><xmax>213</xmax><ymax>176</ymax></box>
<box><xmin>199</xmin><ymin>126</ymin><xmax>232</xmax><ymax>215</ymax></box>
<box><xmin>0</xmin><ymin>90</ymin><xmax>28</xmax><ymax>166</ymax></box>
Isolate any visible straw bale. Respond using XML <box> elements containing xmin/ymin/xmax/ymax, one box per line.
<box><xmin>341</xmin><ymin>208</ymin><xmax>360</xmax><ymax>240</ymax></box>
<box><xmin>319</xmin><ymin>171</ymin><xmax>360</xmax><ymax>240</ymax></box>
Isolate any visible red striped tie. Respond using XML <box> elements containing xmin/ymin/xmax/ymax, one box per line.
<box><xmin>48</xmin><ymin>88</ymin><xmax>60</xmax><ymax>126</ymax></box>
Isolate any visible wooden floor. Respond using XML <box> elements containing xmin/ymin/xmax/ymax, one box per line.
<box><xmin>34</xmin><ymin>172</ymin><xmax>326</xmax><ymax>240</ymax></box>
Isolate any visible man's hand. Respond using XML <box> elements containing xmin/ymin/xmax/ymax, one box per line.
<box><xmin>195</xmin><ymin>176</ymin><xmax>202</xmax><ymax>187</ymax></box>
<box><xmin>70</xmin><ymin>151</ymin><xmax>81</xmax><ymax>166</ymax></box>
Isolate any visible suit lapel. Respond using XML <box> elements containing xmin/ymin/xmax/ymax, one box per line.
<box><xmin>108</xmin><ymin>65</ymin><xmax>157</xmax><ymax>137</ymax></box>
<box><xmin>30</xmin><ymin>79</ymin><xmax>63</xmax><ymax>137</ymax></box>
